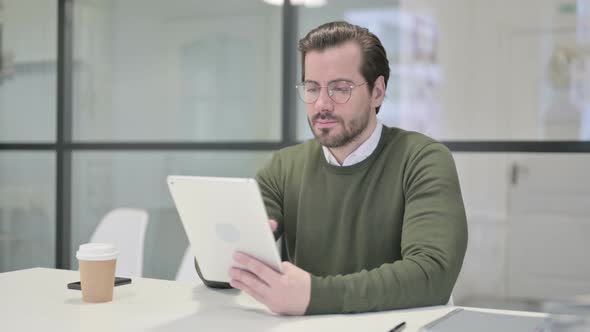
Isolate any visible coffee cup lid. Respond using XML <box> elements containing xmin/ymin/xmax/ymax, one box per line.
<box><xmin>76</xmin><ymin>243</ymin><xmax>118</xmax><ymax>261</ymax></box>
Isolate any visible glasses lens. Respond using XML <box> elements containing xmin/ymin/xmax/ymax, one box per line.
<box><xmin>328</xmin><ymin>81</ymin><xmax>353</xmax><ymax>103</ymax></box>
<box><xmin>297</xmin><ymin>82</ymin><xmax>320</xmax><ymax>103</ymax></box>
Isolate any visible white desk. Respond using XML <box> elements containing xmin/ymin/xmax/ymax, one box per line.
<box><xmin>0</xmin><ymin>268</ymin><xmax>546</xmax><ymax>331</ymax></box>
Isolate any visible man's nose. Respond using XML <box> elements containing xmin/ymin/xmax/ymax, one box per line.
<box><xmin>314</xmin><ymin>87</ymin><xmax>334</xmax><ymax>112</ymax></box>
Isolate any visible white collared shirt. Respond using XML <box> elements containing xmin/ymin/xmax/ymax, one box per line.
<box><xmin>322</xmin><ymin>120</ymin><xmax>383</xmax><ymax>167</ymax></box>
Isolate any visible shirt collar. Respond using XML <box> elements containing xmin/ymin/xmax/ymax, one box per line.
<box><xmin>322</xmin><ymin>120</ymin><xmax>383</xmax><ymax>167</ymax></box>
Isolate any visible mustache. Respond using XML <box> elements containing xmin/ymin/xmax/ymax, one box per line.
<box><xmin>312</xmin><ymin>112</ymin><xmax>340</xmax><ymax>122</ymax></box>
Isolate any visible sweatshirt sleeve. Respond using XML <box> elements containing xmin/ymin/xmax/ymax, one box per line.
<box><xmin>306</xmin><ymin>142</ymin><xmax>468</xmax><ymax>314</ymax></box>
<box><xmin>255</xmin><ymin>153</ymin><xmax>285</xmax><ymax>238</ymax></box>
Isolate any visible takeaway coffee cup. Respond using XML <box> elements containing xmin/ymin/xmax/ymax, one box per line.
<box><xmin>76</xmin><ymin>243</ymin><xmax>118</xmax><ymax>303</ymax></box>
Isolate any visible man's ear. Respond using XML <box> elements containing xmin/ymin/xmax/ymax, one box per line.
<box><xmin>371</xmin><ymin>75</ymin><xmax>386</xmax><ymax>108</ymax></box>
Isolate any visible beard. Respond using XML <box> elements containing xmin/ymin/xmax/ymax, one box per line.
<box><xmin>307</xmin><ymin>104</ymin><xmax>372</xmax><ymax>148</ymax></box>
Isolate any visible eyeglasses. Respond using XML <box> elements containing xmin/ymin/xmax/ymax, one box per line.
<box><xmin>296</xmin><ymin>80</ymin><xmax>367</xmax><ymax>104</ymax></box>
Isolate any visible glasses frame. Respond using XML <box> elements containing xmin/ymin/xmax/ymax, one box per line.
<box><xmin>295</xmin><ymin>80</ymin><xmax>368</xmax><ymax>104</ymax></box>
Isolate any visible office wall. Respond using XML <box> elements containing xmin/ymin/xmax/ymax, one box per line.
<box><xmin>0</xmin><ymin>0</ymin><xmax>57</xmax><ymax>271</ymax></box>
<box><xmin>453</xmin><ymin>153</ymin><xmax>590</xmax><ymax>308</ymax></box>
<box><xmin>0</xmin><ymin>0</ymin><xmax>56</xmax><ymax>141</ymax></box>
<box><xmin>0</xmin><ymin>0</ymin><xmax>284</xmax><ymax>277</ymax></box>
<box><xmin>68</xmin><ymin>0</ymin><xmax>283</xmax><ymax>278</ymax></box>
<box><xmin>398</xmin><ymin>0</ymin><xmax>589</xmax><ymax>140</ymax></box>
<box><xmin>72</xmin><ymin>0</ymin><xmax>282</xmax><ymax>141</ymax></box>
<box><xmin>0</xmin><ymin>152</ymin><xmax>55</xmax><ymax>271</ymax></box>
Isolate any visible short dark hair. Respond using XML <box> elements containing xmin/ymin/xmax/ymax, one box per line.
<box><xmin>298</xmin><ymin>21</ymin><xmax>390</xmax><ymax>113</ymax></box>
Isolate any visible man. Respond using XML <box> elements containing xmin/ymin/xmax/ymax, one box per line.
<box><xmin>228</xmin><ymin>21</ymin><xmax>468</xmax><ymax>316</ymax></box>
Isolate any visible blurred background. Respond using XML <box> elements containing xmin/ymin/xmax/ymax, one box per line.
<box><xmin>1</xmin><ymin>0</ymin><xmax>589</xmax><ymax>312</ymax></box>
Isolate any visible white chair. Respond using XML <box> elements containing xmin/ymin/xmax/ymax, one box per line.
<box><xmin>90</xmin><ymin>208</ymin><xmax>148</xmax><ymax>277</ymax></box>
<box><xmin>448</xmin><ymin>294</ymin><xmax>455</xmax><ymax>306</ymax></box>
<box><xmin>175</xmin><ymin>247</ymin><xmax>202</xmax><ymax>283</ymax></box>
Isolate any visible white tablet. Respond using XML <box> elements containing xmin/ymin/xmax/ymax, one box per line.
<box><xmin>167</xmin><ymin>175</ymin><xmax>283</xmax><ymax>287</ymax></box>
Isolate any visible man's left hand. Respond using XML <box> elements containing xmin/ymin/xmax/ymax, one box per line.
<box><xmin>229</xmin><ymin>252</ymin><xmax>311</xmax><ymax>315</ymax></box>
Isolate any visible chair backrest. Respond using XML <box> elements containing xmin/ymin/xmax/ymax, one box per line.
<box><xmin>90</xmin><ymin>208</ymin><xmax>148</xmax><ymax>277</ymax></box>
<box><xmin>448</xmin><ymin>294</ymin><xmax>455</xmax><ymax>306</ymax></box>
<box><xmin>175</xmin><ymin>247</ymin><xmax>202</xmax><ymax>284</ymax></box>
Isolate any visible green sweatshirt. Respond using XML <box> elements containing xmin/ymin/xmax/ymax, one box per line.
<box><xmin>255</xmin><ymin>126</ymin><xmax>468</xmax><ymax>315</ymax></box>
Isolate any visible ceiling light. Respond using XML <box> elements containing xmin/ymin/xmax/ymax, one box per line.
<box><xmin>263</xmin><ymin>0</ymin><xmax>327</xmax><ymax>8</ymax></box>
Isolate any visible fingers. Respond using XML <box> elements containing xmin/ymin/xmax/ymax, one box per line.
<box><xmin>229</xmin><ymin>257</ymin><xmax>310</xmax><ymax>316</ymax></box>
<box><xmin>229</xmin><ymin>279</ymin><xmax>267</xmax><ymax>304</ymax></box>
<box><xmin>281</xmin><ymin>261</ymin><xmax>293</xmax><ymax>271</ymax></box>
<box><xmin>229</xmin><ymin>267</ymin><xmax>270</xmax><ymax>295</ymax></box>
<box><xmin>269</xmin><ymin>219</ymin><xmax>278</xmax><ymax>232</ymax></box>
<box><xmin>233</xmin><ymin>252</ymin><xmax>281</xmax><ymax>286</ymax></box>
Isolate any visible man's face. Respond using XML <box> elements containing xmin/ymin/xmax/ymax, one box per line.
<box><xmin>304</xmin><ymin>42</ymin><xmax>375</xmax><ymax>148</ymax></box>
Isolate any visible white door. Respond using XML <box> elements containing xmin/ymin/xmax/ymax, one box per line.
<box><xmin>506</xmin><ymin>154</ymin><xmax>590</xmax><ymax>300</ymax></box>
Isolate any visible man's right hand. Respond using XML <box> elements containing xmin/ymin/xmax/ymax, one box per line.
<box><xmin>269</xmin><ymin>219</ymin><xmax>278</xmax><ymax>232</ymax></box>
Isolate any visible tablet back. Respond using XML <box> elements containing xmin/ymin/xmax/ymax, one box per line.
<box><xmin>420</xmin><ymin>308</ymin><xmax>548</xmax><ymax>332</ymax></box>
<box><xmin>167</xmin><ymin>175</ymin><xmax>283</xmax><ymax>285</ymax></box>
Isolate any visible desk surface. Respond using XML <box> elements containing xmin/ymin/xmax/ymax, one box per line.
<box><xmin>0</xmin><ymin>268</ymin><xmax>546</xmax><ymax>332</ymax></box>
